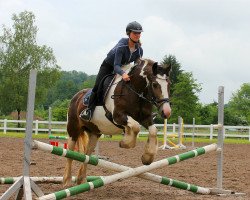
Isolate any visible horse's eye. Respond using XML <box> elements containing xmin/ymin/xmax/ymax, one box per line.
<box><xmin>152</xmin><ymin>82</ymin><xmax>158</xmax><ymax>88</ymax></box>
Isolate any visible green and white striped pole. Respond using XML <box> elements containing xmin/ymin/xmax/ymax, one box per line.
<box><xmin>49</xmin><ymin>135</ymin><xmax>68</xmax><ymax>140</ymax></box>
<box><xmin>33</xmin><ymin>140</ymin><xmax>217</xmax><ymax>200</ymax></box>
<box><xmin>0</xmin><ymin>176</ymin><xmax>99</xmax><ymax>184</ymax></box>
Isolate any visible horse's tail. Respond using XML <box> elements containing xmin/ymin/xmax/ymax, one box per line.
<box><xmin>76</xmin><ymin>131</ymin><xmax>89</xmax><ymax>153</ymax></box>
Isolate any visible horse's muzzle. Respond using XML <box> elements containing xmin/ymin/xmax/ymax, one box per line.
<box><xmin>160</xmin><ymin>103</ymin><xmax>171</xmax><ymax>119</ymax></box>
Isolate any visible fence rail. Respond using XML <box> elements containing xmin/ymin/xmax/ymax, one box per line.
<box><xmin>0</xmin><ymin>119</ymin><xmax>249</xmax><ymax>141</ymax></box>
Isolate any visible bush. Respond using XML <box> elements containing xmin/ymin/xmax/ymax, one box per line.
<box><xmin>51</xmin><ymin>99</ymin><xmax>70</xmax><ymax>121</ymax></box>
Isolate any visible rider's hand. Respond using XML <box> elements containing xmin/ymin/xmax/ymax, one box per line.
<box><xmin>122</xmin><ymin>73</ymin><xmax>130</xmax><ymax>81</ymax></box>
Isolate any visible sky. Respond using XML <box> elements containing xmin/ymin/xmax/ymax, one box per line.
<box><xmin>0</xmin><ymin>0</ymin><xmax>249</xmax><ymax>104</ymax></box>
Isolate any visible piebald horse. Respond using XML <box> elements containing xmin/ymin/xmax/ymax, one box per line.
<box><xmin>63</xmin><ymin>58</ymin><xmax>172</xmax><ymax>186</ymax></box>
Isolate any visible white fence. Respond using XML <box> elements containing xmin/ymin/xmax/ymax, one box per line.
<box><xmin>0</xmin><ymin>119</ymin><xmax>249</xmax><ymax>141</ymax></box>
<box><xmin>0</xmin><ymin>119</ymin><xmax>66</xmax><ymax>135</ymax></box>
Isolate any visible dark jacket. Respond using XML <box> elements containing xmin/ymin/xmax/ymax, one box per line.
<box><xmin>105</xmin><ymin>38</ymin><xmax>143</xmax><ymax>75</ymax></box>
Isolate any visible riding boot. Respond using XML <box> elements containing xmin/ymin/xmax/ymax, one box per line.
<box><xmin>79</xmin><ymin>92</ymin><xmax>97</xmax><ymax>121</ymax></box>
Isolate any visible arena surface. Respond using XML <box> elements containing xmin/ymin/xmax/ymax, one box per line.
<box><xmin>0</xmin><ymin>137</ymin><xmax>249</xmax><ymax>200</ymax></box>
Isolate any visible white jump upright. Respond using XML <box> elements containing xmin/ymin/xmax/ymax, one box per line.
<box><xmin>0</xmin><ymin>70</ymin><xmax>45</xmax><ymax>200</ymax></box>
<box><xmin>217</xmin><ymin>86</ymin><xmax>224</xmax><ymax>190</ymax></box>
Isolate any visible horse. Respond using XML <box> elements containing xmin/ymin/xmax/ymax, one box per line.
<box><xmin>63</xmin><ymin>58</ymin><xmax>172</xmax><ymax>187</ymax></box>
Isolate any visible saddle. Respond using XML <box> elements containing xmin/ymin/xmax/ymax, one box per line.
<box><xmin>83</xmin><ymin>74</ymin><xmax>116</xmax><ymax>106</ymax></box>
<box><xmin>82</xmin><ymin>74</ymin><xmax>124</xmax><ymax>128</ymax></box>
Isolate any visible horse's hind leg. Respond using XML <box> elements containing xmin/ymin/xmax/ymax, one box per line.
<box><xmin>76</xmin><ymin>132</ymin><xmax>100</xmax><ymax>184</ymax></box>
<box><xmin>141</xmin><ymin>125</ymin><xmax>158</xmax><ymax>165</ymax></box>
<box><xmin>63</xmin><ymin>137</ymin><xmax>76</xmax><ymax>187</ymax></box>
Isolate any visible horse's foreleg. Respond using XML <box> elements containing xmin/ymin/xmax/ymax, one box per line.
<box><xmin>141</xmin><ymin>125</ymin><xmax>158</xmax><ymax>165</ymax></box>
<box><xmin>63</xmin><ymin>137</ymin><xmax>76</xmax><ymax>187</ymax></box>
<box><xmin>76</xmin><ymin>132</ymin><xmax>100</xmax><ymax>184</ymax></box>
<box><xmin>120</xmin><ymin>116</ymin><xmax>140</xmax><ymax>149</ymax></box>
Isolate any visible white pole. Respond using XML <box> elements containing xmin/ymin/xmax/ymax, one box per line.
<box><xmin>4</xmin><ymin>119</ymin><xmax>7</xmax><ymax>134</ymax></box>
<box><xmin>248</xmin><ymin>126</ymin><xmax>250</xmax><ymax>142</ymax></box>
<box><xmin>192</xmin><ymin>118</ymin><xmax>195</xmax><ymax>148</ymax></box>
<box><xmin>163</xmin><ymin>119</ymin><xmax>167</xmax><ymax>147</ymax></box>
<box><xmin>210</xmin><ymin>124</ymin><xmax>213</xmax><ymax>140</ymax></box>
<box><xmin>217</xmin><ymin>86</ymin><xmax>224</xmax><ymax>189</ymax></box>
<box><xmin>160</xmin><ymin>119</ymin><xmax>169</xmax><ymax>149</ymax></box>
<box><xmin>48</xmin><ymin>107</ymin><xmax>52</xmax><ymax>135</ymax></box>
<box><xmin>35</xmin><ymin>120</ymin><xmax>38</xmax><ymax>135</ymax></box>
<box><xmin>173</xmin><ymin>123</ymin><xmax>176</xmax><ymax>134</ymax></box>
<box><xmin>178</xmin><ymin>116</ymin><xmax>181</xmax><ymax>145</ymax></box>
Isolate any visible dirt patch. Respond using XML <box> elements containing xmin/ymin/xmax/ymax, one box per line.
<box><xmin>0</xmin><ymin>138</ymin><xmax>249</xmax><ymax>199</ymax></box>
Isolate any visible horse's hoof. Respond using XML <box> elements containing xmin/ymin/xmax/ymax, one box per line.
<box><xmin>76</xmin><ymin>177</ymin><xmax>86</xmax><ymax>185</ymax></box>
<box><xmin>63</xmin><ymin>180</ymin><xmax>72</xmax><ymax>188</ymax></box>
<box><xmin>141</xmin><ymin>154</ymin><xmax>154</xmax><ymax>165</ymax></box>
<box><xmin>119</xmin><ymin>141</ymin><xmax>130</xmax><ymax>149</ymax></box>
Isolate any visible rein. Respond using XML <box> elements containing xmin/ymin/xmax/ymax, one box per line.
<box><xmin>111</xmin><ymin>81</ymin><xmax>170</xmax><ymax>108</ymax></box>
<box><xmin>110</xmin><ymin>61</ymin><xmax>170</xmax><ymax>108</ymax></box>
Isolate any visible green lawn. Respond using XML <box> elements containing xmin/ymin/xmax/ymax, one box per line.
<box><xmin>0</xmin><ymin>132</ymin><xmax>249</xmax><ymax>144</ymax></box>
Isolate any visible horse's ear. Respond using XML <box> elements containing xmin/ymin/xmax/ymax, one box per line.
<box><xmin>135</xmin><ymin>58</ymin><xmax>142</xmax><ymax>65</ymax></box>
<box><xmin>152</xmin><ymin>62</ymin><xmax>158</xmax><ymax>76</ymax></box>
<box><xmin>163</xmin><ymin>63</ymin><xmax>172</xmax><ymax>77</ymax></box>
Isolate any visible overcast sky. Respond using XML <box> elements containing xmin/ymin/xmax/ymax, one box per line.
<box><xmin>1</xmin><ymin>0</ymin><xmax>249</xmax><ymax>104</ymax></box>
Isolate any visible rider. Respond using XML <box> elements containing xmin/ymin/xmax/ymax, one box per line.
<box><xmin>80</xmin><ymin>21</ymin><xmax>143</xmax><ymax>121</ymax></box>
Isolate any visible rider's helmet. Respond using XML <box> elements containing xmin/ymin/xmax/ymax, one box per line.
<box><xmin>126</xmin><ymin>21</ymin><xmax>143</xmax><ymax>35</ymax></box>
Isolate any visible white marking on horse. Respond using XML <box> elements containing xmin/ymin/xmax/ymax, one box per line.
<box><xmin>91</xmin><ymin>106</ymin><xmax>122</xmax><ymax>135</ymax></box>
<box><xmin>105</xmin><ymin>63</ymin><xmax>135</xmax><ymax>115</ymax></box>
<box><xmin>155</xmin><ymin>75</ymin><xmax>171</xmax><ymax>117</ymax></box>
<box><xmin>139</xmin><ymin>59</ymin><xmax>149</xmax><ymax>86</ymax></box>
<box><xmin>126</xmin><ymin>116</ymin><xmax>140</xmax><ymax>131</ymax></box>
<box><xmin>155</xmin><ymin>76</ymin><xmax>169</xmax><ymax>99</ymax></box>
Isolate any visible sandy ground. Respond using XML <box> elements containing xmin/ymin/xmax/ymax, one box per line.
<box><xmin>0</xmin><ymin>137</ymin><xmax>249</xmax><ymax>200</ymax></box>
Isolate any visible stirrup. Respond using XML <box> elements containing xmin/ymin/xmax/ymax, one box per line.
<box><xmin>79</xmin><ymin>109</ymin><xmax>92</xmax><ymax>121</ymax></box>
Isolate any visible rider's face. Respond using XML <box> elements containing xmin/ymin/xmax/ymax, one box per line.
<box><xmin>130</xmin><ymin>31</ymin><xmax>141</xmax><ymax>42</ymax></box>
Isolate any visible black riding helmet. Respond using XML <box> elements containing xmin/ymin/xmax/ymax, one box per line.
<box><xmin>126</xmin><ymin>21</ymin><xmax>143</xmax><ymax>35</ymax></box>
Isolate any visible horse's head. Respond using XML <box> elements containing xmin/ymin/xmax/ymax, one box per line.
<box><xmin>142</xmin><ymin>59</ymin><xmax>172</xmax><ymax>119</ymax></box>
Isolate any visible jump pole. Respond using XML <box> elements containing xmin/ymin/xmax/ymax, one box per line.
<box><xmin>33</xmin><ymin>140</ymin><xmax>218</xmax><ymax>200</ymax></box>
<box><xmin>159</xmin><ymin>119</ymin><xmax>170</xmax><ymax>149</ymax></box>
<box><xmin>33</xmin><ymin>140</ymin><xmax>214</xmax><ymax>194</ymax></box>
<box><xmin>177</xmin><ymin>116</ymin><xmax>186</xmax><ymax>149</ymax></box>
<box><xmin>49</xmin><ymin>135</ymin><xmax>68</xmax><ymax>140</ymax></box>
<box><xmin>0</xmin><ymin>176</ymin><xmax>100</xmax><ymax>185</ymax></box>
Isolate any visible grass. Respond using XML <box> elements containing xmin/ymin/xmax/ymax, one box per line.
<box><xmin>0</xmin><ymin>132</ymin><xmax>249</xmax><ymax>144</ymax></box>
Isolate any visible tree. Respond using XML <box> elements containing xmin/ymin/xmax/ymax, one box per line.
<box><xmin>155</xmin><ymin>55</ymin><xmax>201</xmax><ymax>124</ymax></box>
<box><xmin>82</xmin><ymin>75</ymin><xmax>96</xmax><ymax>89</ymax></box>
<box><xmin>45</xmin><ymin>71</ymin><xmax>88</xmax><ymax>107</ymax></box>
<box><xmin>0</xmin><ymin>11</ymin><xmax>60</xmax><ymax>119</ymax></box>
<box><xmin>227</xmin><ymin>83</ymin><xmax>250</xmax><ymax>125</ymax></box>
<box><xmin>51</xmin><ymin>99</ymin><xmax>70</xmax><ymax>121</ymax></box>
<box><xmin>161</xmin><ymin>55</ymin><xmax>183</xmax><ymax>95</ymax></box>
<box><xmin>198</xmin><ymin>102</ymin><xmax>218</xmax><ymax>125</ymax></box>
<box><xmin>169</xmin><ymin>72</ymin><xmax>201</xmax><ymax>124</ymax></box>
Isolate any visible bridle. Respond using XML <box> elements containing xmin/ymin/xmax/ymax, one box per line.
<box><xmin>112</xmin><ymin>78</ymin><xmax>170</xmax><ymax>109</ymax></box>
<box><xmin>111</xmin><ymin>61</ymin><xmax>171</xmax><ymax>108</ymax></box>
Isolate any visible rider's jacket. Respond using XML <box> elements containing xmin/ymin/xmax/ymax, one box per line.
<box><xmin>105</xmin><ymin>38</ymin><xmax>143</xmax><ymax>75</ymax></box>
